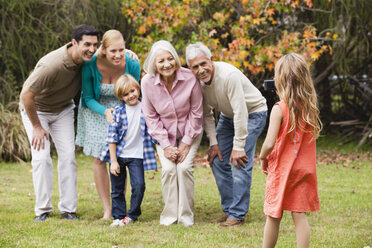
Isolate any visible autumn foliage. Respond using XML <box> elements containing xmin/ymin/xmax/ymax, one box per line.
<box><xmin>123</xmin><ymin>0</ymin><xmax>333</xmax><ymax>81</ymax></box>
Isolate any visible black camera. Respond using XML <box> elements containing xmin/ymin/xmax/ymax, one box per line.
<box><xmin>263</xmin><ymin>80</ymin><xmax>276</xmax><ymax>91</ymax></box>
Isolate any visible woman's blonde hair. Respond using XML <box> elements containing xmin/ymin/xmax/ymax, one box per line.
<box><xmin>97</xmin><ymin>30</ymin><xmax>125</xmax><ymax>59</ymax></box>
<box><xmin>274</xmin><ymin>53</ymin><xmax>322</xmax><ymax>139</ymax></box>
<box><xmin>143</xmin><ymin>40</ymin><xmax>181</xmax><ymax>76</ymax></box>
<box><xmin>114</xmin><ymin>74</ymin><xmax>140</xmax><ymax>100</ymax></box>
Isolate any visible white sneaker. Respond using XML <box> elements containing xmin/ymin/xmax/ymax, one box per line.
<box><xmin>122</xmin><ymin>216</ymin><xmax>134</xmax><ymax>225</ymax></box>
<box><xmin>110</xmin><ymin>219</ymin><xmax>124</xmax><ymax>227</ymax></box>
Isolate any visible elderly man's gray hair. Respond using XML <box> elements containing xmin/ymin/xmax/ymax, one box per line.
<box><xmin>185</xmin><ymin>42</ymin><xmax>212</xmax><ymax>66</ymax></box>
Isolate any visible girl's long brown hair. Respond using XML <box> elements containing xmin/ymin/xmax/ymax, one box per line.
<box><xmin>274</xmin><ymin>53</ymin><xmax>322</xmax><ymax>139</ymax></box>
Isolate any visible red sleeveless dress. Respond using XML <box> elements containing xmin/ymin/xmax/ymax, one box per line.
<box><xmin>264</xmin><ymin>100</ymin><xmax>320</xmax><ymax>218</ymax></box>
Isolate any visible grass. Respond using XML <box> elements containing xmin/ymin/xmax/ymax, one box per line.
<box><xmin>0</xmin><ymin>140</ymin><xmax>371</xmax><ymax>248</ymax></box>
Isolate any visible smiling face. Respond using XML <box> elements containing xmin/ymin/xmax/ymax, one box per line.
<box><xmin>121</xmin><ymin>86</ymin><xmax>140</xmax><ymax>106</ymax></box>
<box><xmin>102</xmin><ymin>38</ymin><xmax>126</xmax><ymax>66</ymax></box>
<box><xmin>74</xmin><ymin>35</ymin><xmax>98</xmax><ymax>63</ymax></box>
<box><xmin>154</xmin><ymin>50</ymin><xmax>177</xmax><ymax>79</ymax></box>
<box><xmin>188</xmin><ymin>54</ymin><xmax>215</xmax><ymax>85</ymax></box>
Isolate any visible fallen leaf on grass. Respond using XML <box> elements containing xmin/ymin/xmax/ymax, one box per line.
<box><xmin>317</xmin><ymin>150</ymin><xmax>371</xmax><ymax>167</ymax></box>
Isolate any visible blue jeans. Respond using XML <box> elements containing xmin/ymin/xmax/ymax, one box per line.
<box><xmin>110</xmin><ymin>158</ymin><xmax>145</xmax><ymax>220</ymax></box>
<box><xmin>212</xmin><ymin>111</ymin><xmax>267</xmax><ymax>221</ymax></box>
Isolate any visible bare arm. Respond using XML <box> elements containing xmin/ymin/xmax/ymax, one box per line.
<box><xmin>259</xmin><ymin>105</ymin><xmax>282</xmax><ymax>173</ymax></box>
<box><xmin>20</xmin><ymin>88</ymin><xmax>49</xmax><ymax>151</ymax></box>
<box><xmin>109</xmin><ymin>143</ymin><xmax>120</xmax><ymax>176</ymax></box>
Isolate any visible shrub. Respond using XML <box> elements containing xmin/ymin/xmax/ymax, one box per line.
<box><xmin>0</xmin><ymin>102</ymin><xmax>30</xmax><ymax>162</ymax></box>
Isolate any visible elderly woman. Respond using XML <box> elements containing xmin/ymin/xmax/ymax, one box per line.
<box><xmin>76</xmin><ymin>30</ymin><xmax>140</xmax><ymax>219</ymax></box>
<box><xmin>141</xmin><ymin>40</ymin><xmax>203</xmax><ymax>227</ymax></box>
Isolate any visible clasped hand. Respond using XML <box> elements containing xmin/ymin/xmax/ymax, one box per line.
<box><xmin>104</xmin><ymin>108</ymin><xmax>114</xmax><ymax>123</ymax></box>
<box><xmin>164</xmin><ymin>142</ymin><xmax>191</xmax><ymax>164</ymax></box>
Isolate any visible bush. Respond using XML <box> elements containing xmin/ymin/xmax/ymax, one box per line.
<box><xmin>0</xmin><ymin>102</ymin><xmax>30</xmax><ymax>162</ymax></box>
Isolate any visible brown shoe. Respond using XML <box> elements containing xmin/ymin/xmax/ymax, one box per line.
<box><xmin>220</xmin><ymin>217</ymin><xmax>244</xmax><ymax>227</ymax></box>
<box><xmin>209</xmin><ymin>215</ymin><xmax>228</xmax><ymax>223</ymax></box>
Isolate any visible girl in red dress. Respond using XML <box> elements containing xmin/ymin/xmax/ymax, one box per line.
<box><xmin>259</xmin><ymin>53</ymin><xmax>322</xmax><ymax>248</ymax></box>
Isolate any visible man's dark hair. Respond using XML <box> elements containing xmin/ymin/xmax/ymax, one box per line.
<box><xmin>72</xmin><ymin>24</ymin><xmax>98</xmax><ymax>42</ymax></box>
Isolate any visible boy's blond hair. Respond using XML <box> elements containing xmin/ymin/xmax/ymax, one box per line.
<box><xmin>114</xmin><ymin>74</ymin><xmax>140</xmax><ymax>100</ymax></box>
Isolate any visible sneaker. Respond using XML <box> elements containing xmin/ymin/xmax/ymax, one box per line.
<box><xmin>122</xmin><ymin>216</ymin><xmax>134</xmax><ymax>225</ymax></box>
<box><xmin>61</xmin><ymin>212</ymin><xmax>78</xmax><ymax>220</ymax></box>
<box><xmin>110</xmin><ymin>219</ymin><xmax>124</xmax><ymax>227</ymax></box>
<box><xmin>35</xmin><ymin>212</ymin><xmax>50</xmax><ymax>222</ymax></box>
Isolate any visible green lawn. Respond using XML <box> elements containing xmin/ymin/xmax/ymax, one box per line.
<box><xmin>0</xmin><ymin>141</ymin><xmax>371</xmax><ymax>248</ymax></box>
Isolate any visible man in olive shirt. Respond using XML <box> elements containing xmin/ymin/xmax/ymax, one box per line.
<box><xmin>20</xmin><ymin>24</ymin><xmax>98</xmax><ymax>221</ymax></box>
<box><xmin>186</xmin><ymin>42</ymin><xmax>267</xmax><ymax>227</ymax></box>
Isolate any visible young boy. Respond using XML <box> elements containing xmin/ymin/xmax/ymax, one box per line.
<box><xmin>100</xmin><ymin>74</ymin><xmax>157</xmax><ymax>227</ymax></box>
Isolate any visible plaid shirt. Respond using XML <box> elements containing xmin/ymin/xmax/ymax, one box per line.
<box><xmin>100</xmin><ymin>101</ymin><xmax>157</xmax><ymax>171</ymax></box>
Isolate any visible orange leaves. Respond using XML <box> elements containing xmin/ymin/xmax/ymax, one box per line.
<box><xmin>266</xmin><ymin>63</ymin><xmax>275</xmax><ymax>71</ymax></box>
<box><xmin>310</xmin><ymin>51</ymin><xmax>321</xmax><ymax>61</ymax></box>
<box><xmin>282</xmin><ymin>0</ymin><xmax>313</xmax><ymax>8</ymax></box>
<box><xmin>266</xmin><ymin>8</ymin><xmax>275</xmax><ymax>17</ymax></box>
<box><xmin>248</xmin><ymin>64</ymin><xmax>264</xmax><ymax>75</ymax></box>
<box><xmin>213</xmin><ymin>11</ymin><xmax>230</xmax><ymax>27</ymax></box>
<box><xmin>125</xmin><ymin>0</ymin><xmax>332</xmax><ymax>78</ymax></box>
<box><xmin>238</xmin><ymin>50</ymin><xmax>248</xmax><ymax>60</ymax></box>
<box><xmin>252</xmin><ymin>17</ymin><xmax>261</xmax><ymax>25</ymax></box>
<box><xmin>303</xmin><ymin>26</ymin><xmax>317</xmax><ymax>42</ymax></box>
<box><xmin>138</xmin><ymin>25</ymin><xmax>147</xmax><ymax>35</ymax></box>
<box><xmin>213</xmin><ymin>12</ymin><xmax>226</xmax><ymax>22</ymax></box>
<box><xmin>304</xmin><ymin>0</ymin><xmax>313</xmax><ymax>8</ymax></box>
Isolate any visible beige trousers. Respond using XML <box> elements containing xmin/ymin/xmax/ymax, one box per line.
<box><xmin>21</xmin><ymin>104</ymin><xmax>78</xmax><ymax>216</ymax></box>
<box><xmin>156</xmin><ymin>134</ymin><xmax>202</xmax><ymax>227</ymax></box>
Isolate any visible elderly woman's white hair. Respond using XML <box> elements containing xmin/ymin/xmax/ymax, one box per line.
<box><xmin>143</xmin><ymin>40</ymin><xmax>181</xmax><ymax>76</ymax></box>
<box><xmin>185</xmin><ymin>42</ymin><xmax>212</xmax><ymax>66</ymax></box>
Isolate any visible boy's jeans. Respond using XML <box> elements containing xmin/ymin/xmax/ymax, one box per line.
<box><xmin>110</xmin><ymin>158</ymin><xmax>145</xmax><ymax>220</ymax></box>
<box><xmin>212</xmin><ymin>111</ymin><xmax>267</xmax><ymax>221</ymax></box>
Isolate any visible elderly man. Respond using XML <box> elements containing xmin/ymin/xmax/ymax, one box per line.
<box><xmin>186</xmin><ymin>42</ymin><xmax>267</xmax><ymax>227</ymax></box>
<box><xmin>20</xmin><ymin>24</ymin><xmax>98</xmax><ymax>221</ymax></box>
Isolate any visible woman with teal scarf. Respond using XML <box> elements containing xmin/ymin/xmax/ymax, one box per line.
<box><xmin>76</xmin><ymin>30</ymin><xmax>140</xmax><ymax>219</ymax></box>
